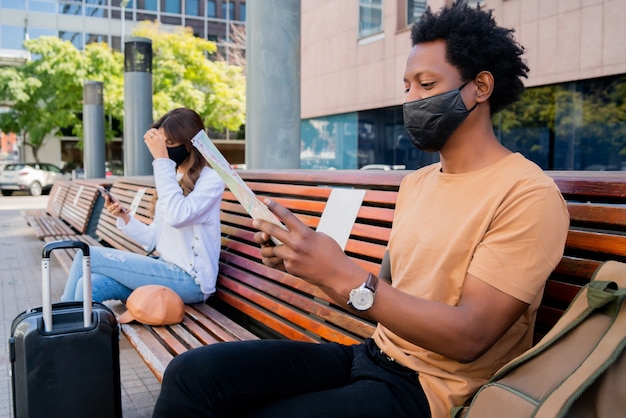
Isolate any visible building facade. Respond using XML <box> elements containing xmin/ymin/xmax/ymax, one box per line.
<box><xmin>300</xmin><ymin>0</ymin><xmax>626</xmax><ymax>171</ymax></box>
<box><xmin>0</xmin><ymin>0</ymin><xmax>245</xmax><ymax>56</ymax></box>
<box><xmin>1</xmin><ymin>1</ymin><xmax>625</xmax><ymax>172</ymax></box>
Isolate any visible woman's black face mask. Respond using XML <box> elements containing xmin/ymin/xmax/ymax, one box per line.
<box><xmin>167</xmin><ymin>144</ymin><xmax>190</xmax><ymax>167</ymax></box>
<box><xmin>403</xmin><ymin>82</ymin><xmax>477</xmax><ymax>152</ymax></box>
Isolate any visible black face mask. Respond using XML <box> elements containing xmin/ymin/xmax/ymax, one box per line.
<box><xmin>403</xmin><ymin>82</ymin><xmax>477</xmax><ymax>152</ymax></box>
<box><xmin>167</xmin><ymin>144</ymin><xmax>190</xmax><ymax>167</ymax></box>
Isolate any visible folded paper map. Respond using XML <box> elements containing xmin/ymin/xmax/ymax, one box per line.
<box><xmin>191</xmin><ymin>130</ymin><xmax>286</xmax><ymax>242</ymax></box>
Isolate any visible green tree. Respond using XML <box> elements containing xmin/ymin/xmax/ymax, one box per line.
<box><xmin>132</xmin><ymin>21</ymin><xmax>246</xmax><ymax>133</ymax></box>
<box><xmin>0</xmin><ymin>37</ymin><xmax>124</xmax><ymax>161</ymax></box>
<box><xmin>0</xmin><ymin>37</ymin><xmax>85</xmax><ymax>161</ymax></box>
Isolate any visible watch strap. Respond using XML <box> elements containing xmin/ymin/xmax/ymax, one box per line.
<box><xmin>364</xmin><ymin>272</ymin><xmax>379</xmax><ymax>293</ymax></box>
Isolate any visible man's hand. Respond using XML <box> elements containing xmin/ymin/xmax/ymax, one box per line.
<box><xmin>251</xmin><ymin>199</ymin><xmax>362</xmax><ymax>289</ymax></box>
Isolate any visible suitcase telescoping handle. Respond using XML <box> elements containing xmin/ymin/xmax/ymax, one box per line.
<box><xmin>42</xmin><ymin>240</ymin><xmax>92</xmax><ymax>332</ymax></box>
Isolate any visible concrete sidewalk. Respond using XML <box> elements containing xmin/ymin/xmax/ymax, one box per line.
<box><xmin>0</xmin><ymin>195</ymin><xmax>160</xmax><ymax>417</ymax></box>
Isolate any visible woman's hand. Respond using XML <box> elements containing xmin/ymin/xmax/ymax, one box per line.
<box><xmin>104</xmin><ymin>195</ymin><xmax>130</xmax><ymax>224</ymax></box>
<box><xmin>252</xmin><ymin>199</ymin><xmax>361</xmax><ymax>289</ymax></box>
<box><xmin>143</xmin><ymin>128</ymin><xmax>168</xmax><ymax>160</ymax></box>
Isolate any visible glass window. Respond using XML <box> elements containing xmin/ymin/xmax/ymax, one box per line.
<box><xmin>186</xmin><ymin>0</ymin><xmax>200</xmax><ymax>16</ymax></box>
<box><xmin>137</xmin><ymin>11</ymin><xmax>158</xmax><ymax>21</ymax></box>
<box><xmin>495</xmin><ymin>74</ymin><xmax>626</xmax><ymax>171</ymax></box>
<box><xmin>222</xmin><ymin>1</ymin><xmax>234</xmax><ymax>20</ymax></box>
<box><xmin>59</xmin><ymin>1</ymin><xmax>82</xmax><ymax>15</ymax></box>
<box><xmin>239</xmin><ymin>2</ymin><xmax>246</xmax><ymax>22</ymax></box>
<box><xmin>29</xmin><ymin>1</ymin><xmax>57</xmax><ymax>13</ymax></box>
<box><xmin>86</xmin><ymin>33</ymin><xmax>107</xmax><ymax>45</ymax></box>
<box><xmin>301</xmin><ymin>113</ymin><xmax>359</xmax><ymax>170</ymax></box>
<box><xmin>186</xmin><ymin>18</ymin><xmax>205</xmax><ymax>37</ymax></box>
<box><xmin>113</xmin><ymin>0</ymin><xmax>134</xmax><ymax>8</ymax></box>
<box><xmin>30</xmin><ymin>27</ymin><xmax>58</xmax><ymax>39</ymax></box>
<box><xmin>358</xmin><ymin>107</ymin><xmax>436</xmax><ymax>170</ymax></box>
<box><xmin>359</xmin><ymin>0</ymin><xmax>383</xmax><ymax>38</ymax></box>
<box><xmin>206</xmin><ymin>0</ymin><xmax>216</xmax><ymax>17</ymax></box>
<box><xmin>85</xmin><ymin>6</ymin><xmax>108</xmax><ymax>18</ymax></box>
<box><xmin>164</xmin><ymin>0</ymin><xmax>181</xmax><ymax>14</ymax></box>
<box><xmin>59</xmin><ymin>31</ymin><xmax>83</xmax><ymax>50</ymax></box>
<box><xmin>161</xmin><ymin>15</ymin><xmax>182</xmax><ymax>25</ymax></box>
<box><xmin>140</xmin><ymin>0</ymin><xmax>158</xmax><ymax>11</ymax></box>
<box><xmin>1</xmin><ymin>0</ymin><xmax>26</xmax><ymax>10</ymax></box>
<box><xmin>1</xmin><ymin>26</ymin><xmax>24</xmax><ymax>49</ymax></box>
<box><xmin>407</xmin><ymin>0</ymin><xmax>427</xmax><ymax>26</ymax></box>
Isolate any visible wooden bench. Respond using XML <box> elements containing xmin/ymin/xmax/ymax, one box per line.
<box><xmin>23</xmin><ymin>180</ymin><xmax>75</xmax><ymax>238</ymax></box>
<box><xmin>60</xmin><ymin>179</ymin><xmax>109</xmax><ymax>237</ymax></box>
<box><xmin>25</xmin><ymin>179</ymin><xmax>113</xmax><ymax>240</ymax></box>
<box><xmin>110</xmin><ymin>169</ymin><xmax>626</xmax><ymax>382</ymax></box>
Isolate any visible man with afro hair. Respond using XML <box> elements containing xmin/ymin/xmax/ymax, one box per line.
<box><xmin>153</xmin><ymin>3</ymin><xmax>570</xmax><ymax>417</ymax></box>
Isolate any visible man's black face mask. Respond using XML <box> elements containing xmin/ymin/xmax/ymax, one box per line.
<box><xmin>403</xmin><ymin>82</ymin><xmax>477</xmax><ymax>152</ymax></box>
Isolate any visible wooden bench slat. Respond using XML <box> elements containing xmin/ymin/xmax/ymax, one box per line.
<box><xmin>566</xmin><ymin>230</ymin><xmax>626</xmax><ymax>258</ymax></box>
<box><xmin>188</xmin><ymin>304</ymin><xmax>259</xmax><ymax>342</ymax></box>
<box><xmin>567</xmin><ymin>202</ymin><xmax>626</xmax><ymax>227</ymax></box>
<box><xmin>219</xmin><ymin>264</ymin><xmax>375</xmax><ymax>340</ymax></box>
<box><xmin>214</xmin><ymin>288</ymin><xmax>326</xmax><ymax>344</ymax></box>
<box><xmin>120</xmin><ymin>324</ymin><xmax>173</xmax><ymax>382</ymax></box>
<box><xmin>60</xmin><ymin>184</ymin><xmax>99</xmax><ymax>234</ymax></box>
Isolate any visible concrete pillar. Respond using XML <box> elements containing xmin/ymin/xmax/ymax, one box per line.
<box><xmin>245</xmin><ymin>0</ymin><xmax>301</xmax><ymax>169</ymax></box>
<box><xmin>83</xmin><ymin>81</ymin><xmax>106</xmax><ymax>179</ymax></box>
<box><xmin>124</xmin><ymin>37</ymin><xmax>153</xmax><ymax>176</ymax></box>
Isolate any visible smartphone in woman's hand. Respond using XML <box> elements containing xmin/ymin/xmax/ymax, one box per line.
<box><xmin>97</xmin><ymin>186</ymin><xmax>128</xmax><ymax>213</ymax></box>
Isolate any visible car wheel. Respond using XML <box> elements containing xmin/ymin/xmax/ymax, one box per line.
<box><xmin>29</xmin><ymin>181</ymin><xmax>43</xmax><ymax>196</ymax></box>
<box><xmin>1</xmin><ymin>190</ymin><xmax>13</xmax><ymax>196</ymax></box>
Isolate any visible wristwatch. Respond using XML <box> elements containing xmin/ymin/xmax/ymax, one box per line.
<box><xmin>348</xmin><ymin>273</ymin><xmax>379</xmax><ymax>311</ymax></box>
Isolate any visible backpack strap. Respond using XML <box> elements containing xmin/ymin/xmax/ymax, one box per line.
<box><xmin>535</xmin><ymin>294</ymin><xmax>626</xmax><ymax>417</ymax></box>
<box><xmin>490</xmin><ymin>261</ymin><xmax>626</xmax><ymax>381</ymax></box>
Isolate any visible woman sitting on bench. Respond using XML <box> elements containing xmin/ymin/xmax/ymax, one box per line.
<box><xmin>61</xmin><ymin>108</ymin><xmax>224</xmax><ymax>304</ymax></box>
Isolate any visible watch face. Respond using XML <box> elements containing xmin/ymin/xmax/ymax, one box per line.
<box><xmin>349</xmin><ymin>288</ymin><xmax>374</xmax><ymax>311</ymax></box>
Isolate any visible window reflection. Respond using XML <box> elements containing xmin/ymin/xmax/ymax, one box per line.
<box><xmin>496</xmin><ymin>75</ymin><xmax>626</xmax><ymax>171</ymax></box>
<box><xmin>302</xmin><ymin>75</ymin><xmax>625</xmax><ymax>172</ymax></box>
<box><xmin>359</xmin><ymin>0</ymin><xmax>383</xmax><ymax>38</ymax></box>
<box><xmin>406</xmin><ymin>0</ymin><xmax>427</xmax><ymax>26</ymax></box>
<box><xmin>207</xmin><ymin>0</ymin><xmax>216</xmax><ymax>18</ymax></box>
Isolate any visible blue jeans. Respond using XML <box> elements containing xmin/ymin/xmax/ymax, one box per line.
<box><xmin>61</xmin><ymin>246</ymin><xmax>205</xmax><ymax>303</ymax></box>
<box><xmin>153</xmin><ymin>338</ymin><xmax>431</xmax><ymax>418</ymax></box>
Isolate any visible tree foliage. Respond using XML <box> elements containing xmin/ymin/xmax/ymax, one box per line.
<box><xmin>0</xmin><ymin>37</ymin><xmax>86</xmax><ymax>161</ymax></box>
<box><xmin>496</xmin><ymin>78</ymin><xmax>626</xmax><ymax>169</ymax></box>
<box><xmin>132</xmin><ymin>21</ymin><xmax>245</xmax><ymax>132</ymax></box>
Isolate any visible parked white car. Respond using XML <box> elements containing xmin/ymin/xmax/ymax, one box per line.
<box><xmin>0</xmin><ymin>163</ymin><xmax>70</xmax><ymax>196</ymax></box>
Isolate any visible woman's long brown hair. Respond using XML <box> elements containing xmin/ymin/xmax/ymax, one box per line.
<box><xmin>151</xmin><ymin>108</ymin><xmax>208</xmax><ymax>196</ymax></box>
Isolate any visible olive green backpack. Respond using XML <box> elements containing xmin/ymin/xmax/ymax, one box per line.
<box><xmin>452</xmin><ymin>260</ymin><xmax>626</xmax><ymax>418</ymax></box>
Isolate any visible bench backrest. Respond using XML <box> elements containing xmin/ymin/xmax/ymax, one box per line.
<box><xmin>535</xmin><ymin>172</ymin><xmax>626</xmax><ymax>342</ymax></box>
<box><xmin>214</xmin><ymin>170</ymin><xmax>405</xmax><ymax>344</ymax></box>
<box><xmin>95</xmin><ymin>176</ymin><xmax>158</xmax><ymax>255</ymax></box>
<box><xmin>214</xmin><ymin>170</ymin><xmax>626</xmax><ymax>345</ymax></box>
<box><xmin>59</xmin><ymin>180</ymin><xmax>107</xmax><ymax>235</ymax></box>
<box><xmin>46</xmin><ymin>180</ymin><xmax>72</xmax><ymax>217</ymax></box>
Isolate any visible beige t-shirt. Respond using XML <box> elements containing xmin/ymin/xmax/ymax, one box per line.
<box><xmin>373</xmin><ymin>153</ymin><xmax>570</xmax><ymax>418</ymax></box>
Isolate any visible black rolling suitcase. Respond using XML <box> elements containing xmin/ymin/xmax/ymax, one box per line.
<box><xmin>9</xmin><ymin>240</ymin><xmax>122</xmax><ymax>418</ymax></box>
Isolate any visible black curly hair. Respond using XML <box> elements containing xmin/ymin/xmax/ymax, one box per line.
<box><xmin>411</xmin><ymin>1</ymin><xmax>528</xmax><ymax>115</ymax></box>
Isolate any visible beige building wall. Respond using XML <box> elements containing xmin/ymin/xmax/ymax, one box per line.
<box><xmin>301</xmin><ymin>0</ymin><xmax>626</xmax><ymax>119</ymax></box>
